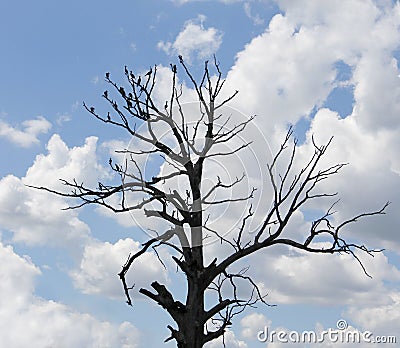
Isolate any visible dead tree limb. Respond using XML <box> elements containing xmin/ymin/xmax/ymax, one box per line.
<box><xmin>29</xmin><ymin>57</ymin><xmax>389</xmax><ymax>348</ymax></box>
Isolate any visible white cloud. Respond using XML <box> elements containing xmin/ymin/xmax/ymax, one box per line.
<box><xmin>352</xmin><ymin>50</ymin><xmax>400</xmax><ymax>131</ymax></box>
<box><xmin>71</xmin><ymin>238</ymin><xmax>168</xmax><ymax>299</ymax></box>
<box><xmin>248</xmin><ymin>245</ymin><xmax>400</xmax><ymax>306</ymax></box>
<box><xmin>56</xmin><ymin>113</ymin><xmax>72</xmax><ymax>126</ymax></box>
<box><xmin>158</xmin><ymin>15</ymin><xmax>223</xmax><ymax>63</ymax></box>
<box><xmin>204</xmin><ymin>329</ymin><xmax>248</xmax><ymax>347</ymax></box>
<box><xmin>212</xmin><ymin>1</ymin><xmax>400</xmax><ymax>343</ymax></box>
<box><xmin>244</xmin><ymin>3</ymin><xmax>264</xmax><ymax>26</ymax></box>
<box><xmin>113</xmin><ymin>0</ymin><xmax>400</xmax><ymax>319</ymax></box>
<box><xmin>0</xmin><ymin>174</ymin><xmax>90</xmax><ymax>247</ymax></box>
<box><xmin>224</xmin><ymin>14</ymin><xmax>336</xmax><ymax>132</ymax></box>
<box><xmin>133</xmin><ymin>3</ymin><xmax>400</xmax><ymax>343</ymax></box>
<box><xmin>2</xmin><ymin>1</ymin><xmax>398</xmax><ymax>346</ymax></box>
<box><xmin>294</xmin><ymin>109</ymin><xmax>400</xmax><ymax>249</ymax></box>
<box><xmin>0</xmin><ymin>134</ymin><xmax>109</xmax><ymax>248</ymax></box>
<box><xmin>0</xmin><ymin>239</ymin><xmax>140</xmax><ymax>348</ymax></box>
<box><xmin>0</xmin><ymin>116</ymin><xmax>51</xmax><ymax>147</ymax></box>
<box><xmin>214</xmin><ymin>0</ymin><xmax>400</xmax><ymax>251</ymax></box>
<box><xmin>241</xmin><ymin>312</ymin><xmax>271</xmax><ymax>339</ymax></box>
<box><xmin>224</xmin><ymin>0</ymin><xmax>400</xmax><ymax>134</ymax></box>
<box><xmin>345</xmin><ymin>292</ymin><xmax>400</xmax><ymax>336</ymax></box>
<box><xmin>25</xmin><ymin>134</ymin><xmax>107</xmax><ymax>188</ymax></box>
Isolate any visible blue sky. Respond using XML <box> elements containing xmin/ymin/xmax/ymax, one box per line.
<box><xmin>1</xmin><ymin>1</ymin><xmax>400</xmax><ymax>347</ymax></box>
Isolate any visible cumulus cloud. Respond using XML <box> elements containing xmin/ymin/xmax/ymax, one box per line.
<box><xmin>140</xmin><ymin>2</ymin><xmax>400</xmax><ymax>343</ymax></box>
<box><xmin>224</xmin><ymin>1</ymin><xmax>400</xmax><ymax>134</ymax></box>
<box><xmin>0</xmin><ymin>174</ymin><xmax>90</xmax><ymax>247</ymax></box>
<box><xmin>241</xmin><ymin>312</ymin><xmax>271</xmax><ymax>339</ymax></box>
<box><xmin>247</xmin><ymin>244</ymin><xmax>400</xmax><ymax>306</ymax></box>
<box><xmin>0</xmin><ymin>134</ymin><xmax>108</xmax><ymax>248</ymax></box>
<box><xmin>345</xmin><ymin>292</ymin><xmax>400</xmax><ymax>336</ymax></box>
<box><xmin>214</xmin><ymin>0</ymin><xmax>400</xmax><ymax>248</ymax></box>
<box><xmin>224</xmin><ymin>13</ymin><xmax>336</xmax><ymax>130</ymax></box>
<box><xmin>294</xmin><ymin>109</ymin><xmax>400</xmax><ymax>249</ymax></box>
<box><xmin>212</xmin><ymin>1</ymin><xmax>400</xmax><ymax>343</ymax></box>
<box><xmin>70</xmin><ymin>238</ymin><xmax>168</xmax><ymax>299</ymax></box>
<box><xmin>204</xmin><ymin>329</ymin><xmax>247</xmax><ymax>347</ymax></box>
<box><xmin>158</xmin><ymin>15</ymin><xmax>223</xmax><ymax>63</ymax></box>
<box><xmin>0</xmin><ymin>239</ymin><xmax>140</xmax><ymax>348</ymax></box>
<box><xmin>2</xmin><ymin>1</ymin><xmax>399</xmax><ymax>346</ymax></box>
<box><xmin>24</xmin><ymin>134</ymin><xmax>107</xmax><ymax>188</ymax></box>
<box><xmin>120</xmin><ymin>0</ymin><xmax>400</xmax><ymax>321</ymax></box>
<box><xmin>0</xmin><ymin>116</ymin><xmax>51</xmax><ymax>147</ymax></box>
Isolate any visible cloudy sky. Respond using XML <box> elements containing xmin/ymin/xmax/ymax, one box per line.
<box><xmin>1</xmin><ymin>0</ymin><xmax>400</xmax><ymax>347</ymax></box>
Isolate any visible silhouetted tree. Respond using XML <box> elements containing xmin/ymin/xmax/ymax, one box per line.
<box><xmin>32</xmin><ymin>56</ymin><xmax>388</xmax><ymax>348</ymax></box>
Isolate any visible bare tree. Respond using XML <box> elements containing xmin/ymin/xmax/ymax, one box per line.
<box><xmin>31</xmin><ymin>56</ymin><xmax>389</xmax><ymax>348</ymax></box>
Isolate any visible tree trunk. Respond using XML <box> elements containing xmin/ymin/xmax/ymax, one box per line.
<box><xmin>180</xmin><ymin>261</ymin><xmax>205</xmax><ymax>348</ymax></box>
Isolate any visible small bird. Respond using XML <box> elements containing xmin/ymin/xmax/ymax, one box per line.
<box><xmin>164</xmin><ymin>101</ymin><xmax>168</xmax><ymax>109</ymax></box>
<box><xmin>109</xmin><ymin>158</ymin><xmax>112</xmax><ymax>166</ymax></box>
<box><xmin>170</xmin><ymin>64</ymin><xmax>177</xmax><ymax>73</ymax></box>
<box><xmin>90</xmin><ymin>107</ymin><xmax>95</xmax><ymax>113</ymax></box>
<box><xmin>119</xmin><ymin>87</ymin><xmax>126</xmax><ymax>97</ymax></box>
<box><xmin>103</xmin><ymin>90</ymin><xmax>108</xmax><ymax>98</ymax></box>
<box><xmin>145</xmin><ymin>68</ymin><xmax>152</xmax><ymax>77</ymax></box>
<box><xmin>107</xmin><ymin>112</ymin><xmax>111</xmax><ymax>121</ymax></box>
<box><xmin>105</xmin><ymin>72</ymin><xmax>110</xmax><ymax>79</ymax></box>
